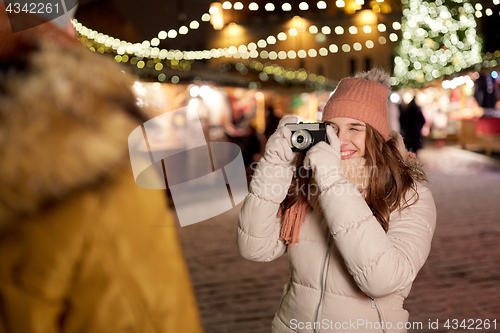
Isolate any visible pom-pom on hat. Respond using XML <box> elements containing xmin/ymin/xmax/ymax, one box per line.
<box><xmin>321</xmin><ymin>72</ymin><xmax>390</xmax><ymax>141</ymax></box>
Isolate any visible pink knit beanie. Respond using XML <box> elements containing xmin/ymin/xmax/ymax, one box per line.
<box><xmin>321</xmin><ymin>77</ymin><xmax>390</xmax><ymax>141</ymax></box>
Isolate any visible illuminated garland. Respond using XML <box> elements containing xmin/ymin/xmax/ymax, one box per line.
<box><xmin>73</xmin><ymin>19</ymin><xmax>400</xmax><ymax>62</ymax></box>
<box><xmin>73</xmin><ymin>0</ymin><xmax>500</xmax><ymax>61</ymax></box>
<box><xmin>214</xmin><ymin>0</ymin><xmax>499</xmax><ymax>14</ymax></box>
<box><xmin>74</xmin><ymin>23</ymin><xmax>332</xmax><ymax>88</ymax></box>
<box><xmin>71</xmin><ymin>0</ymin><xmax>497</xmax><ymax>64</ymax></box>
<box><xmin>218</xmin><ymin>61</ymin><xmax>335</xmax><ymax>90</ymax></box>
<box><xmin>214</xmin><ymin>0</ymin><xmax>394</xmax><ymax>14</ymax></box>
<box><xmin>137</xmin><ymin>0</ymin><xmax>499</xmax><ymax>49</ymax></box>
<box><xmin>73</xmin><ymin>0</ymin><xmax>498</xmax><ymax>87</ymax></box>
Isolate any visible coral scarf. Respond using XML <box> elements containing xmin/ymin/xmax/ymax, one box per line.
<box><xmin>279</xmin><ymin>157</ymin><xmax>369</xmax><ymax>247</ymax></box>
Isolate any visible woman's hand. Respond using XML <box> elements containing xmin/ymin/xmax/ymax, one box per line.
<box><xmin>249</xmin><ymin>116</ymin><xmax>298</xmax><ymax>204</ymax></box>
<box><xmin>303</xmin><ymin>126</ymin><xmax>344</xmax><ymax>192</ymax></box>
<box><xmin>263</xmin><ymin>116</ymin><xmax>298</xmax><ymax>166</ymax></box>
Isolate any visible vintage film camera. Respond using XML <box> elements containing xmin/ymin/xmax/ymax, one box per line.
<box><xmin>285</xmin><ymin>122</ymin><xmax>329</xmax><ymax>152</ymax></box>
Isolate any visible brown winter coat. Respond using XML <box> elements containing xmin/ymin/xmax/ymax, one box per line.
<box><xmin>237</xmin><ymin>158</ymin><xmax>436</xmax><ymax>333</ymax></box>
<box><xmin>0</xmin><ymin>18</ymin><xmax>203</xmax><ymax>333</ymax></box>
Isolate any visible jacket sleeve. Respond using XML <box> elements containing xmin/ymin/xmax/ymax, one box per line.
<box><xmin>237</xmin><ymin>159</ymin><xmax>292</xmax><ymax>262</ymax></box>
<box><xmin>319</xmin><ymin>181</ymin><xmax>436</xmax><ymax>298</ymax></box>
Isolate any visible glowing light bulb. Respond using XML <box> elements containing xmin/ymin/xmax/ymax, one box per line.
<box><xmin>308</xmin><ymin>49</ymin><xmax>317</xmax><ymax>57</ymax></box>
<box><xmin>190</xmin><ymin>21</ymin><xmax>200</xmax><ymax>29</ymax></box>
<box><xmin>249</xmin><ymin>2</ymin><xmax>258</xmax><ymax>10</ymax></box>
<box><xmin>329</xmin><ymin>44</ymin><xmax>338</xmax><ymax>53</ymax></box>
<box><xmin>158</xmin><ymin>31</ymin><xmax>167</xmax><ymax>39</ymax></box>
<box><xmin>390</xmin><ymin>93</ymin><xmax>400</xmax><ymax>103</ymax></box>
<box><xmin>151</xmin><ymin>38</ymin><xmax>160</xmax><ymax>46</ymax></box>
<box><xmin>267</xmin><ymin>36</ymin><xmax>277</xmax><ymax>44</ymax></box>
<box><xmin>317</xmin><ymin>1</ymin><xmax>327</xmax><ymax>9</ymax></box>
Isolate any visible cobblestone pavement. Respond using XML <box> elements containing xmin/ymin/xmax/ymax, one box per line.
<box><xmin>173</xmin><ymin>146</ymin><xmax>500</xmax><ymax>333</ymax></box>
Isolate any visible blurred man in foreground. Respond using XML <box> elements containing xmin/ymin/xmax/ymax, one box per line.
<box><xmin>0</xmin><ymin>4</ymin><xmax>203</xmax><ymax>332</ymax></box>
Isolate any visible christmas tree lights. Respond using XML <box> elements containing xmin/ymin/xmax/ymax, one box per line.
<box><xmin>393</xmin><ymin>0</ymin><xmax>482</xmax><ymax>88</ymax></box>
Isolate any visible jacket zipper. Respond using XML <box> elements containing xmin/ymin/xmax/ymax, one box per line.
<box><xmin>370</xmin><ymin>297</ymin><xmax>386</xmax><ymax>333</ymax></box>
<box><xmin>313</xmin><ymin>237</ymin><xmax>332</xmax><ymax>333</ymax></box>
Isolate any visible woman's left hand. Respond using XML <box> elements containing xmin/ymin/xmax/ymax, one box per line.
<box><xmin>303</xmin><ymin>126</ymin><xmax>344</xmax><ymax>192</ymax></box>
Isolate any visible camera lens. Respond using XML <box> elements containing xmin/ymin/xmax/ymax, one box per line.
<box><xmin>291</xmin><ymin>129</ymin><xmax>313</xmax><ymax>150</ymax></box>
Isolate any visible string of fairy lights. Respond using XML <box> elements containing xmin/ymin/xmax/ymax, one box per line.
<box><xmin>73</xmin><ymin>0</ymin><xmax>500</xmax><ymax>86</ymax></box>
<box><xmin>74</xmin><ymin>23</ymin><xmax>331</xmax><ymax>88</ymax></box>
<box><xmin>136</xmin><ymin>0</ymin><xmax>499</xmax><ymax>49</ymax></box>
<box><xmin>214</xmin><ymin>0</ymin><xmax>500</xmax><ymax>14</ymax></box>
<box><xmin>72</xmin><ymin>19</ymin><xmax>401</xmax><ymax>62</ymax></box>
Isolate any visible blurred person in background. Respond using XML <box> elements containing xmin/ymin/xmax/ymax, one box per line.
<box><xmin>241</xmin><ymin>122</ymin><xmax>264</xmax><ymax>183</ymax></box>
<box><xmin>0</xmin><ymin>5</ymin><xmax>203</xmax><ymax>333</ymax></box>
<box><xmin>400</xmin><ymin>96</ymin><xmax>426</xmax><ymax>155</ymax></box>
<box><xmin>264</xmin><ymin>104</ymin><xmax>282</xmax><ymax>141</ymax></box>
<box><xmin>474</xmin><ymin>73</ymin><xmax>497</xmax><ymax>110</ymax></box>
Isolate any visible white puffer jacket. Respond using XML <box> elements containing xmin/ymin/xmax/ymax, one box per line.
<box><xmin>237</xmin><ymin>159</ymin><xmax>436</xmax><ymax>333</ymax></box>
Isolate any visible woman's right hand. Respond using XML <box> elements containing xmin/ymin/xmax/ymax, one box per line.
<box><xmin>263</xmin><ymin>116</ymin><xmax>298</xmax><ymax>166</ymax></box>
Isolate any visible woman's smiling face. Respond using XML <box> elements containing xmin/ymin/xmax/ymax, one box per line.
<box><xmin>324</xmin><ymin>117</ymin><xmax>366</xmax><ymax>159</ymax></box>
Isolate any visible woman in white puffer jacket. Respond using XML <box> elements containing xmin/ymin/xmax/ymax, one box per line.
<box><xmin>237</xmin><ymin>68</ymin><xmax>436</xmax><ymax>333</ymax></box>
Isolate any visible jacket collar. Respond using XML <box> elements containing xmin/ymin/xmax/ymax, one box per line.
<box><xmin>0</xmin><ymin>38</ymin><xmax>142</xmax><ymax>225</ymax></box>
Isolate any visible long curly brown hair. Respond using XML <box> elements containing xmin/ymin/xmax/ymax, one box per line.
<box><xmin>279</xmin><ymin>125</ymin><xmax>421</xmax><ymax>232</ymax></box>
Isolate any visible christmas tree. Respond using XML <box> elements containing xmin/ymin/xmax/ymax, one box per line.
<box><xmin>393</xmin><ymin>0</ymin><xmax>482</xmax><ymax>88</ymax></box>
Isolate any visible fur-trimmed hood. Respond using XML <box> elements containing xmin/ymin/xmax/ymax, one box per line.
<box><xmin>0</xmin><ymin>37</ymin><xmax>143</xmax><ymax>225</ymax></box>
